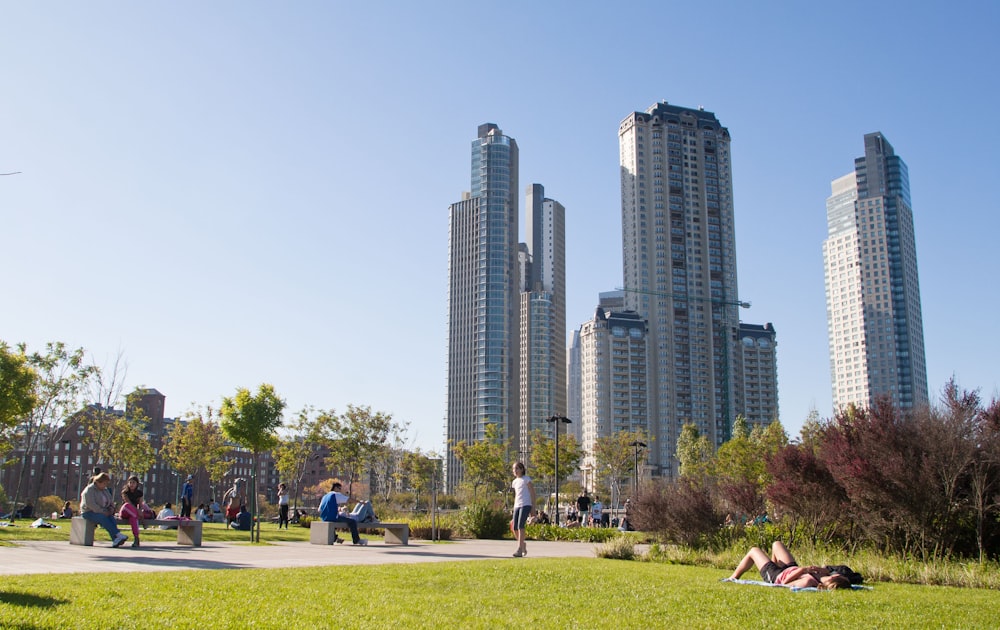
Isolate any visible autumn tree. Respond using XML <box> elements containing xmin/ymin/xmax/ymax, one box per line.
<box><xmin>220</xmin><ymin>384</ymin><xmax>286</xmax><ymax>542</ymax></box>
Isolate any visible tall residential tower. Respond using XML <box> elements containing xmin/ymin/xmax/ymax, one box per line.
<box><xmin>447</xmin><ymin>123</ymin><xmax>520</xmax><ymax>492</ymax></box>
<box><xmin>823</xmin><ymin>132</ymin><xmax>928</xmax><ymax>411</ymax></box>
<box><xmin>618</xmin><ymin>101</ymin><xmax>743</xmax><ymax>476</ymax></box>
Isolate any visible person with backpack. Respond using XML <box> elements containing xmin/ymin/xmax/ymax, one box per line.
<box><xmin>319</xmin><ymin>481</ymin><xmax>367</xmax><ymax>546</ymax></box>
<box><xmin>728</xmin><ymin>541</ymin><xmax>853</xmax><ymax>589</ymax></box>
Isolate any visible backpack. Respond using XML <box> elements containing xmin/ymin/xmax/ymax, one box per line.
<box><xmin>350</xmin><ymin>501</ymin><xmax>377</xmax><ymax>523</ymax></box>
<box><xmin>825</xmin><ymin>564</ymin><xmax>864</xmax><ymax>584</ymax></box>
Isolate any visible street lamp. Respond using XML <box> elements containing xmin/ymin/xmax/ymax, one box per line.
<box><xmin>544</xmin><ymin>415</ymin><xmax>572</xmax><ymax>525</ymax></box>
<box><xmin>61</xmin><ymin>440</ymin><xmax>71</xmax><ymax>500</ymax></box>
<box><xmin>629</xmin><ymin>440</ymin><xmax>647</xmax><ymax>498</ymax></box>
<box><xmin>429</xmin><ymin>457</ymin><xmax>442</xmax><ymax>541</ymax></box>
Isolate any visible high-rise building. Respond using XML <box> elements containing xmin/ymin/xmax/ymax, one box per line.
<box><xmin>519</xmin><ymin>184</ymin><xmax>567</xmax><ymax>452</ymax></box>
<box><xmin>578</xmin><ymin>307</ymin><xmax>648</xmax><ymax>487</ymax></box>
<box><xmin>618</xmin><ymin>101</ymin><xmax>743</xmax><ymax>475</ymax></box>
<box><xmin>734</xmin><ymin>323</ymin><xmax>779</xmax><ymax>428</ymax></box>
<box><xmin>823</xmin><ymin>133</ymin><xmax>928</xmax><ymax>411</ymax></box>
<box><xmin>446</xmin><ymin>123</ymin><xmax>520</xmax><ymax>492</ymax></box>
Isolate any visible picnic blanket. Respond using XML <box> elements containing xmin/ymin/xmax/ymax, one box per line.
<box><xmin>720</xmin><ymin>578</ymin><xmax>871</xmax><ymax>592</ymax></box>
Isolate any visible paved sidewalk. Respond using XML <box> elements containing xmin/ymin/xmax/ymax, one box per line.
<box><xmin>0</xmin><ymin>538</ymin><xmax>601</xmax><ymax>576</ymax></box>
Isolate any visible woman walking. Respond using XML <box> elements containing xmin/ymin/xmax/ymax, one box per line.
<box><xmin>511</xmin><ymin>461</ymin><xmax>536</xmax><ymax>558</ymax></box>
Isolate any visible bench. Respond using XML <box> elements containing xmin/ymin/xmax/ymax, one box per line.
<box><xmin>70</xmin><ymin>516</ymin><xmax>203</xmax><ymax>547</ymax></box>
<box><xmin>310</xmin><ymin>520</ymin><xmax>409</xmax><ymax>545</ymax></box>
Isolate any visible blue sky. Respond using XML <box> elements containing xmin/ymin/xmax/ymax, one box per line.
<box><xmin>4</xmin><ymin>2</ymin><xmax>999</xmax><ymax>453</ymax></box>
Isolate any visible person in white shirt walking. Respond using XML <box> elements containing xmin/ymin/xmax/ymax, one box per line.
<box><xmin>510</xmin><ymin>462</ymin><xmax>536</xmax><ymax>558</ymax></box>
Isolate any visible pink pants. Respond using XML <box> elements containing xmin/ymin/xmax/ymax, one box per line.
<box><xmin>118</xmin><ymin>503</ymin><xmax>140</xmax><ymax>539</ymax></box>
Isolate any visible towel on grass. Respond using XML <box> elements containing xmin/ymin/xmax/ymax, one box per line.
<box><xmin>720</xmin><ymin>578</ymin><xmax>871</xmax><ymax>592</ymax></box>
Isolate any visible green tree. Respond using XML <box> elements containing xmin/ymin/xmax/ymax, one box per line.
<box><xmin>162</xmin><ymin>406</ymin><xmax>232</xmax><ymax>498</ymax></box>
<box><xmin>314</xmin><ymin>404</ymin><xmax>396</xmax><ymax>498</ymax></box>
<box><xmin>273</xmin><ymin>406</ymin><xmax>324</xmax><ymax>509</ymax></box>
<box><xmin>220</xmin><ymin>384</ymin><xmax>286</xmax><ymax>542</ymax></box>
<box><xmin>675</xmin><ymin>423</ymin><xmax>713</xmax><ymax>481</ymax></box>
<box><xmin>451</xmin><ymin>422</ymin><xmax>510</xmax><ymax>501</ymax></box>
<box><xmin>593</xmin><ymin>429</ymin><xmax>649</xmax><ymax>506</ymax></box>
<box><xmin>528</xmin><ymin>428</ymin><xmax>583</xmax><ymax>511</ymax></box>
<box><xmin>0</xmin><ymin>341</ymin><xmax>38</xmax><ymax>438</ymax></box>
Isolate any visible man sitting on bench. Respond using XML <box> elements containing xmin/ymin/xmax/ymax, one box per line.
<box><xmin>319</xmin><ymin>481</ymin><xmax>367</xmax><ymax>546</ymax></box>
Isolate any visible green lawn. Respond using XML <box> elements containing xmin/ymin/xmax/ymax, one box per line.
<box><xmin>2</xmin><ymin>557</ymin><xmax>998</xmax><ymax>628</ymax></box>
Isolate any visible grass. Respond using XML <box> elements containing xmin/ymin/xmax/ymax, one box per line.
<box><xmin>2</xmin><ymin>557</ymin><xmax>999</xmax><ymax>628</ymax></box>
<box><xmin>0</xmin><ymin>520</ymin><xmax>316</xmax><ymax>544</ymax></box>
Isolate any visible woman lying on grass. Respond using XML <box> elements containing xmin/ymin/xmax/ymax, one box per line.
<box><xmin>728</xmin><ymin>541</ymin><xmax>852</xmax><ymax>589</ymax></box>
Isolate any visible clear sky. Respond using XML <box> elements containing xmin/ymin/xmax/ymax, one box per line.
<box><xmin>4</xmin><ymin>2</ymin><xmax>999</xmax><ymax>453</ymax></box>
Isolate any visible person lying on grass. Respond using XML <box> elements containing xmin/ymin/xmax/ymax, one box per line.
<box><xmin>728</xmin><ymin>541</ymin><xmax>851</xmax><ymax>589</ymax></box>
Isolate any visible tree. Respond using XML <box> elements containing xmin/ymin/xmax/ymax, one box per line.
<box><xmin>80</xmin><ymin>350</ymin><xmax>130</xmax><ymax>473</ymax></box>
<box><xmin>313</xmin><ymin>404</ymin><xmax>396</xmax><ymax>498</ymax></box>
<box><xmin>161</xmin><ymin>406</ymin><xmax>232</xmax><ymax>498</ymax></box>
<box><xmin>451</xmin><ymin>422</ymin><xmax>510</xmax><ymax>502</ymax></box>
<box><xmin>528</xmin><ymin>428</ymin><xmax>583</xmax><ymax>511</ymax></box>
<box><xmin>766</xmin><ymin>443</ymin><xmax>847</xmax><ymax>545</ymax></box>
<box><xmin>592</xmin><ymin>429</ymin><xmax>648</xmax><ymax>507</ymax></box>
<box><xmin>273</xmin><ymin>406</ymin><xmax>324</xmax><ymax>510</ymax></box>
<box><xmin>0</xmin><ymin>341</ymin><xmax>37</xmax><ymax>440</ymax></box>
<box><xmin>220</xmin><ymin>384</ymin><xmax>286</xmax><ymax>542</ymax></box>
<box><xmin>7</xmin><ymin>342</ymin><xmax>94</xmax><ymax>513</ymax></box>
<box><xmin>675</xmin><ymin>423</ymin><xmax>713</xmax><ymax>481</ymax></box>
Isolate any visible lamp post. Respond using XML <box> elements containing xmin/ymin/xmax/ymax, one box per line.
<box><xmin>60</xmin><ymin>439</ymin><xmax>72</xmax><ymax>501</ymax></box>
<box><xmin>629</xmin><ymin>440</ymin><xmax>647</xmax><ymax>499</ymax></box>
<box><xmin>545</xmin><ymin>416</ymin><xmax>572</xmax><ymax>525</ymax></box>
<box><xmin>429</xmin><ymin>457</ymin><xmax>442</xmax><ymax>541</ymax></box>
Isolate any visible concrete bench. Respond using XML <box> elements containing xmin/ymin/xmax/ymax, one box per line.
<box><xmin>310</xmin><ymin>520</ymin><xmax>409</xmax><ymax>545</ymax></box>
<box><xmin>70</xmin><ymin>516</ymin><xmax>203</xmax><ymax>547</ymax></box>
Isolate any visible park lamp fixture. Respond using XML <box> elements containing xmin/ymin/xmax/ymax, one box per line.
<box><xmin>545</xmin><ymin>415</ymin><xmax>572</xmax><ymax>525</ymax></box>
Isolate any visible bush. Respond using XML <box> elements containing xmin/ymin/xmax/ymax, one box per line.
<box><xmin>597</xmin><ymin>536</ymin><xmax>636</xmax><ymax>560</ymax></box>
<box><xmin>526</xmin><ymin>524</ymin><xmax>622</xmax><ymax>543</ymax></box>
<box><xmin>298</xmin><ymin>515</ymin><xmax>315</xmax><ymax>528</ymax></box>
<box><xmin>408</xmin><ymin>515</ymin><xmax>455</xmax><ymax>540</ymax></box>
<box><xmin>459</xmin><ymin>502</ymin><xmax>509</xmax><ymax>539</ymax></box>
<box><xmin>632</xmin><ymin>479</ymin><xmax>725</xmax><ymax>549</ymax></box>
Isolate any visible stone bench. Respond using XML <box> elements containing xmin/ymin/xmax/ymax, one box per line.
<box><xmin>310</xmin><ymin>520</ymin><xmax>409</xmax><ymax>545</ymax></box>
<box><xmin>70</xmin><ymin>516</ymin><xmax>203</xmax><ymax>547</ymax></box>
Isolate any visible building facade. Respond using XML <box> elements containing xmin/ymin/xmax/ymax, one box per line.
<box><xmin>734</xmin><ymin>323</ymin><xmax>779</xmax><ymax>428</ymax></box>
<box><xmin>618</xmin><ymin>101</ymin><xmax>743</xmax><ymax>476</ymax></box>
<box><xmin>446</xmin><ymin>123</ymin><xmax>520</xmax><ymax>492</ymax></box>
<box><xmin>519</xmin><ymin>184</ymin><xmax>567</xmax><ymax>453</ymax></box>
<box><xmin>823</xmin><ymin>132</ymin><xmax>928</xmax><ymax>411</ymax></box>
<box><xmin>578</xmin><ymin>308</ymin><xmax>648</xmax><ymax>485</ymax></box>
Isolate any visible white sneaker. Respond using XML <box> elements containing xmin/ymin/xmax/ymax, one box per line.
<box><xmin>112</xmin><ymin>533</ymin><xmax>128</xmax><ymax>548</ymax></box>
<box><xmin>354</xmin><ymin>539</ymin><xmax>368</xmax><ymax>546</ymax></box>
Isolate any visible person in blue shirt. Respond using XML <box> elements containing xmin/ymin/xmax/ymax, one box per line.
<box><xmin>319</xmin><ymin>481</ymin><xmax>367</xmax><ymax>545</ymax></box>
<box><xmin>181</xmin><ymin>475</ymin><xmax>194</xmax><ymax>518</ymax></box>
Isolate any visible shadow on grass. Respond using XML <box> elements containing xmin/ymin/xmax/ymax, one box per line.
<box><xmin>0</xmin><ymin>590</ymin><xmax>68</xmax><ymax>608</ymax></box>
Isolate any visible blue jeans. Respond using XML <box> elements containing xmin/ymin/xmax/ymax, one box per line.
<box><xmin>325</xmin><ymin>514</ymin><xmax>361</xmax><ymax>544</ymax></box>
<box><xmin>82</xmin><ymin>511</ymin><xmax>121</xmax><ymax>540</ymax></box>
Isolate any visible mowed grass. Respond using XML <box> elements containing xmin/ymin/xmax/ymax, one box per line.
<box><xmin>2</xmin><ymin>557</ymin><xmax>998</xmax><ymax>629</ymax></box>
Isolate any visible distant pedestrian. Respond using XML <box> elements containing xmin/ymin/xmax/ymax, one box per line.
<box><xmin>277</xmin><ymin>483</ymin><xmax>290</xmax><ymax>529</ymax></box>
<box><xmin>510</xmin><ymin>461</ymin><xmax>536</xmax><ymax>558</ymax></box>
<box><xmin>181</xmin><ymin>475</ymin><xmax>194</xmax><ymax>518</ymax></box>
<box><xmin>591</xmin><ymin>497</ymin><xmax>603</xmax><ymax>527</ymax></box>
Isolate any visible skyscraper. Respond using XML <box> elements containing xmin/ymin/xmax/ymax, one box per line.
<box><xmin>618</xmin><ymin>101</ymin><xmax>743</xmax><ymax>475</ymax></box>
<box><xmin>519</xmin><ymin>184</ymin><xmax>567</xmax><ymax>451</ymax></box>
<box><xmin>446</xmin><ymin>123</ymin><xmax>520</xmax><ymax>492</ymax></box>
<box><xmin>823</xmin><ymin>132</ymin><xmax>928</xmax><ymax>411</ymax></box>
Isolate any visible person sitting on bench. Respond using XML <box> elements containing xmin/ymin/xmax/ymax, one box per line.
<box><xmin>319</xmin><ymin>481</ymin><xmax>367</xmax><ymax>546</ymax></box>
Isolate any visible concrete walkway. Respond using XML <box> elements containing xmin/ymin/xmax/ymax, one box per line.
<box><xmin>0</xmin><ymin>538</ymin><xmax>601</xmax><ymax>576</ymax></box>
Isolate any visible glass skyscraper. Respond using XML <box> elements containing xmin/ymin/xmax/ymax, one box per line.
<box><xmin>446</xmin><ymin>123</ymin><xmax>520</xmax><ymax>492</ymax></box>
<box><xmin>823</xmin><ymin>133</ymin><xmax>928</xmax><ymax>411</ymax></box>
